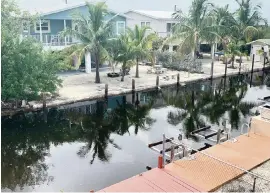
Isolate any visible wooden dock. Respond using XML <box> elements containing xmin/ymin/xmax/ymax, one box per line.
<box><xmin>98</xmin><ymin>116</ymin><xmax>270</xmax><ymax>192</ymax></box>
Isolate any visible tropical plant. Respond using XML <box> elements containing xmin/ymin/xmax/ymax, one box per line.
<box><xmin>224</xmin><ymin>0</ymin><xmax>267</xmax><ymax>44</ymax></box>
<box><xmin>113</xmin><ymin>34</ymin><xmax>136</xmax><ymax>81</ymax></box>
<box><xmin>1</xmin><ymin>0</ymin><xmax>61</xmax><ymax>103</ymax></box>
<box><xmin>127</xmin><ymin>25</ymin><xmax>156</xmax><ymax>77</ymax></box>
<box><xmin>225</xmin><ymin>41</ymin><xmax>242</xmax><ymax>68</ymax></box>
<box><xmin>64</xmin><ymin>2</ymin><xmax>113</xmax><ymax>83</ymax></box>
<box><xmin>170</xmin><ymin>0</ymin><xmax>219</xmax><ymax>58</ymax></box>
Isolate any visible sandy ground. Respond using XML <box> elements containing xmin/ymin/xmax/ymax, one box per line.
<box><xmin>27</xmin><ymin>59</ymin><xmax>265</xmax><ymax>109</ymax></box>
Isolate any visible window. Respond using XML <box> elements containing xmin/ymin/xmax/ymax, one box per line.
<box><xmin>141</xmin><ymin>22</ymin><xmax>150</xmax><ymax>27</ymax></box>
<box><xmin>116</xmin><ymin>21</ymin><xmax>125</xmax><ymax>35</ymax></box>
<box><xmin>35</xmin><ymin>20</ymin><xmax>50</xmax><ymax>33</ymax></box>
<box><xmin>22</xmin><ymin>21</ymin><xmax>29</xmax><ymax>33</ymax></box>
<box><xmin>167</xmin><ymin>23</ymin><xmax>175</xmax><ymax>32</ymax></box>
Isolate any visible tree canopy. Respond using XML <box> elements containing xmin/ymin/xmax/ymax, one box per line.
<box><xmin>1</xmin><ymin>0</ymin><xmax>61</xmax><ymax>102</ymax></box>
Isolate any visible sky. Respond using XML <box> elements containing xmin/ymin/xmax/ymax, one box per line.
<box><xmin>17</xmin><ymin>0</ymin><xmax>270</xmax><ymax>21</ymax></box>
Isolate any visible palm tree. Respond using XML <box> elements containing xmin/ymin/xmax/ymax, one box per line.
<box><xmin>113</xmin><ymin>34</ymin><xmax>136</xmax><ymax>81</ymax></box>
<box><xmin>171</xmin><ymin>0</ymin><xmax>219</xmax><ymax>58</ymax></box>
<box><xmin>64</xmin><ymin>2</ymin><xmax>113</xmax><ymax>83</ymax></box>
<box><xmin>225</xmin><ymin>41</ymin><xmax>242</xmax><ymax>68</ymax></box>
<box><xmin>127</xmin><ymin>25</ymin><xmax>156</xmax><ymax>78</ymax></box>
<box><xmin>225</xmin><ymin>0</ymin><xmax>267</xmax><ymax>44</ymax></box>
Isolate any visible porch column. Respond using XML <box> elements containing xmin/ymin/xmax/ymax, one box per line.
<box><xmin>169</xmin><ymin>45</ymin><xmax>173</xmax><ymax>52</ymax></box>
<box><xmin>211</xmin><ymin>43</ymin><xmax>215</xmax><ymax>60</ymax></box>
<box><xmin>85</xmin><ymin>51</ymin><xmax>92</xmax><ymax>74</ymax></box>
<box><xmin>64</xmin><ymin>19</ymin><xmax>67</xmax><ymax>46</ymax></box>
<box><xmin>39</xmin><ymin>19</ymin><xmax>42</xmax><ymax>43</ymax></box>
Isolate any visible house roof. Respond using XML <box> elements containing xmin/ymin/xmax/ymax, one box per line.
<box><xmin>27</xmin><ymin>1</ymin><xmax>128</xmax><ymax>19</ymax></box>
<box><xmin>246</xmin><ymin>39</ymin><xmax>270</xmax><ymax>46</ymax></box>
<box><xmin>125</xmin><ymin>10</ymin><xmax>175</xmax><ymax>20</ymax></box>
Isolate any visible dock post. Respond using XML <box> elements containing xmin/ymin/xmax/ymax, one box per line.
<box><xmin>210</xmin><ymin>60</ymin><xmax>214</xmax><ymax>80</ymax></box>
<box><xmin>105</xmin><ymin>84</ymin><xmax>108</xmax><ymax>98</ymax></box>
<box><xmin>224</xmin><ymin>59</ymin><xmax>228</xmax><ymax>88</ymax></box>
<box><xmin>170</xmin><ymin>144</ymin><xmax>175</xmax><ymax>162</ymax></box>
<box><xmin>156</xmin><ymin>75</ymin><xmax>159</xmax><ymax>88</ymax></box>
<box><xmin>42</xmin><ymin>93</ymin><xmax>46</xmax><ymax>110</ymax></box>
<box><xmin>162</xmin><ymin>134</ymin><xmax>165</xmax><ymax>167</ymax></box>
<box><xmin>158</xmin><ymin>155</ymin><xmax>163</xmax><ymax>169</ymax></box>
<box><xmin>177</xmin><ymin>73</ymin><xmax>180</xmax><ymax>86</ymax></box>
<box><xmin>238</xmin><ymin>56</ymin><xmax>242</xmax><ymax>75</ymax></box>
<box><xmin>217</xmin><ymin>129</ymin><xmax>221</xmax><ymax>144</ymax></box>
<box><xmin>132</xmin><ymin>79</ymin><xmax>135</xmax><ymax>91</ymax></box>
<box><xmin>250</xmin><ymin>54</ymin><xmax>255</xmax><ymax>87</ymax></box>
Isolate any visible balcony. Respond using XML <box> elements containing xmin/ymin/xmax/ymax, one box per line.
<box><xmin>24</xmin><ymin>34</ymin><xmax>80</xmax><ymax>50</ymax></box>
<box><xmin>156</xmin><ymin>32</ymin><xmax>172</xmax><ymax>38</ymax></box>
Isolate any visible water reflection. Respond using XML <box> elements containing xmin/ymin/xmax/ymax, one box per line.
<box><xmin>162</xmin><ymin>75</ymin><xmax>261</xmax><ymax>139</ymax></box>
<box><xmin>1</xmin><ymin>73</ymin><xmax>269</xmax><ymax>191</ymax></box>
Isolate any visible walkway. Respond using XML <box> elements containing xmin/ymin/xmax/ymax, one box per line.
<box><xmin>25</xmin><ymin>59</ymin><xmax>266</xmax><ymax>110</ymax></box>
<box><xmin>98</xmin><ymin>116</ymin><xmax>270</xmax><ymax>192</ymax></box>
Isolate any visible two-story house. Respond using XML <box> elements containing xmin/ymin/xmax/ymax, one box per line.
<box><xmin>22</xmin><ymin>2</ymin><xmax>127</xmax><ymax>73</ymax></box>
<box><xmin>125</xmin><ymin>10</ymin><xmax>179</xmax><ymax>51</ymax></box>
<box><xmin>23</xmin><ymin>2</ymin><xmax>127</xmax><ymax>51</ymax></box>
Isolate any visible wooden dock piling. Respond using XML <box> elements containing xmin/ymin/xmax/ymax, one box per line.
<box><xmin>105</xmin><ymin>84</ymin><xmax>108</xmax><ymax>98</ymax></box>
<box><xmin>132</xmin><ymin>79</ymin><xmax>135</xmax><ymax>91</ymax></box>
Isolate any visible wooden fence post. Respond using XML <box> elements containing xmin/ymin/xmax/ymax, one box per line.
<box><xmin>177</xmin><ymin>73</ymin><xmax>180</xmax><ymax>86</ymax></box>
<box><xmin>132</xmin><ymin>79</ymin><xmax>135</xmax><ymax>91</ymax></box>
<box><xmin>42</xmin><ymin>93</ymin><xmax>46</xmax><ymax>110</ymax></box>
<box><xmin>105</xmin><ymin>84</ymin><xmax>108</xmax><ymax>98</ymax></box>
<box><xmin>250</xmin><ymin>54</ymin><xmax>255</xmax><ymax>87</ymax></box>
<box><xmin>156</xmin><ymin>75</ymin><xmax>159</xmax><ymax>88</ymax></box>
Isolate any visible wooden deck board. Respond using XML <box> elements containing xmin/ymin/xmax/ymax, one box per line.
<box><xmin>98</xmin><ymin>117</ymin><xmax>270</xmax><ymax>192</ymax></box>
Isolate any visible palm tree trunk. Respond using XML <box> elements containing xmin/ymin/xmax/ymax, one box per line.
<box><xmin>231</xmin><ymin>55</ymin><xmax>235</xmax><ymax>68</ymax></box>
<box><xmin>135</xmin><ymin>57</ymin><xmax>139</xmax><ymax>78</ymax></box>
<box><xmin>121</xmin><ymin>62</ymin><xmax>126</xmax><ymax>82</ymax></box>
<box><xmin>95</xmin><ymin>51</ymin><xmax>101</xmax><ymax>83</ymax></box>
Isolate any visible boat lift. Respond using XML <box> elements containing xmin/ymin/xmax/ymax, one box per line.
<box><xmin>190</xmin><ymin>125</ymin><xmax>228</xmax><ymax>144</ymax></box>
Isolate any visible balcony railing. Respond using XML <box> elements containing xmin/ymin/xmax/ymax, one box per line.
<box><xmin>156</xmin><ymin>32</ymin><xmax>172</xmax><ymax>38</ymax></box>
<box><xmin>24</xmin><ymin>34</ymin><xmax>80</xmax><ymax>47</ymax></box>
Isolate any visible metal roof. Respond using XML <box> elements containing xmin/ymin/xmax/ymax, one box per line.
<box><xmin>246</xmin><ymin>39</ymin><xmax>270</xmax><ymax>46</ymax></box>
<box><xmin>125</xmin><ymin>10</ymin><xmax>176</xmax><ymax>20</ymax></box>
<box><xmin>26</xmin><ymin>1</ymin><xmax>128</xmax><ymax>19</ymax></box>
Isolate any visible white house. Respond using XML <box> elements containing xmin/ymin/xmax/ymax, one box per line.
<box><xmin>125</xmin><ymin>10</ymin><xmax>179</xmax><ymax>51</ymax></box>
<box><xmin>247</xmin><ymin>39</ymin><xmax>270</xmax><ymax>62</ymax></box>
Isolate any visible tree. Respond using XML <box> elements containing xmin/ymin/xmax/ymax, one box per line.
<box><xmin>225</xmin><ymin>0</ymin><xmax>267</xmax><ymax>43</ymax></box>
<box><xmin>113</xmin><ymin>34</ymin><xmax>136</xmax><ymax>81</ymax></box>
<box><xmin>1</xmin><ymin>0</ymin><xmax>61</xmax><ymax>102</ymax></box>
<box><xmin>127</xmin><ymin>25</ymin><xmax>156</xmax><ymax>78</ymax></box>
<box><xmin>171</xmin><ymin>0</ymin><xmax>219</xmax><ymax>58</ymax></box>
<box><xmin>225</xmin><ymin>41</ymin><xmax>242</xmax><ymax>68</ymax></box>
<box><xmin>64</xmin><ymin>2</ymin><xmax>113</xmax><ymax>83</ymax></box>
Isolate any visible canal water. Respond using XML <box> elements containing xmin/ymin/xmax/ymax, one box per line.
<box><xmin>2</xmin><ymin>73</ymin><xmax>270</xmax><ymax>192</ymax></box>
